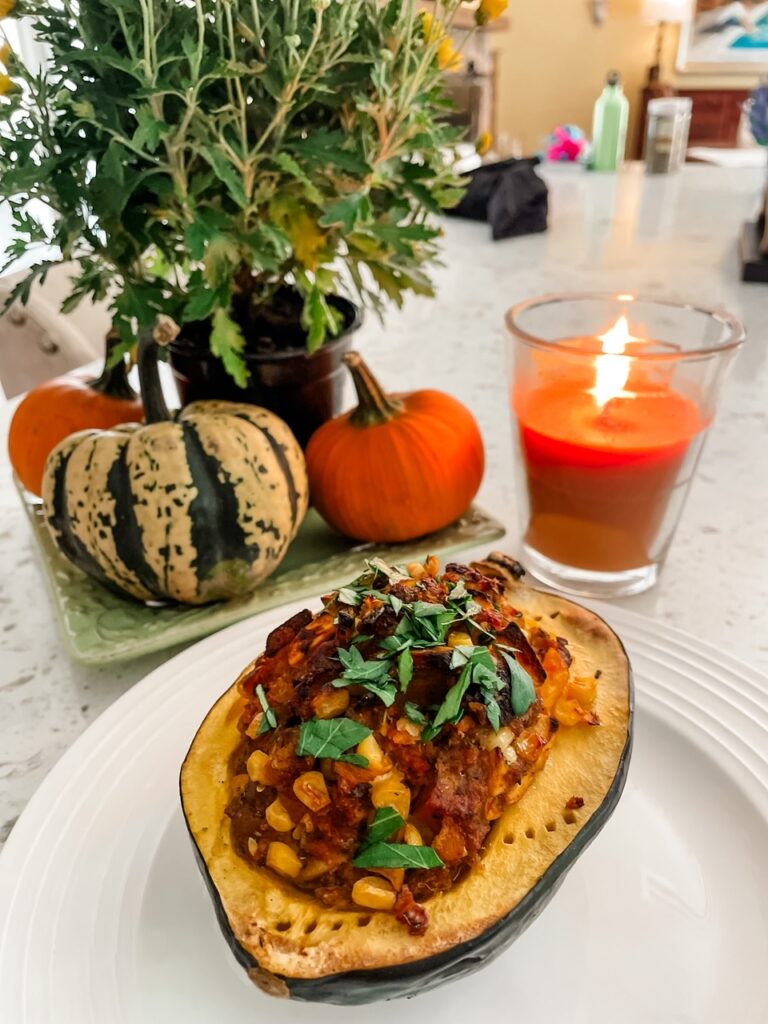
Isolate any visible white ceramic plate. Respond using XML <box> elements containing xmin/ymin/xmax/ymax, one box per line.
<box><xmin>1</xmin><ymin>599</ymin><xmax>767</xmax><ymax>1024</ymax></box>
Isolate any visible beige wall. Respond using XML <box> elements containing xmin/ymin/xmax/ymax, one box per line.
<box><xmin>493</xmin><ymin>1</ymin><xmax>761</xmax><ymax>157</ymax></box>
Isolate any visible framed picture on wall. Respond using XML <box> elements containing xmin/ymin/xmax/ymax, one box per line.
<box><xmin>678</xmin><ymin>1</ymin><xmax>768</xmax><ymax>72</ymax></box>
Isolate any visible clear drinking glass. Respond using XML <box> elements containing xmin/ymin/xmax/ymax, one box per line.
<box><xmin>644</xmin><ymin>96</ymin><xmax>692</xmax><ymax>174</ymax></box>
<box><xmin>505</xmin><ymin>293</ymin><xmax>745</xmax><ymax>598</ymax></box>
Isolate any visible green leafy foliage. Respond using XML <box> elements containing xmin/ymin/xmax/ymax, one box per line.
<box><xmin>332</xmin><ymin>645</ymin><xmax>398</xmax><ymax>706</ymax></box>
<box><xmin>448</xmin><ymin>645</ymin><xmax>504</xmax><ymax>730</ymax></box>
<box><xmin>0</xmin><ymin>0</ymin><xmax>469</xmax><ymax>371</ymax></box>
<box><xmin>361</xmin><ymin>807</ymin><xmax>406</xmax><ymax>848</ymax></box>
<box><xmin>390</xmin><ymin>600</ymin><xmax>456</xmax><ymax>649</ymax></box>
<box><xmin>209</xmin><ymin>308</ymin><xmax>248</xmax><ymax>388</ymax></box>
<box><xmin>404</xmin><ymin>702</ymin><xmax>429</xmax><ymax>726</ymax></box>
<box><xmin>500</xmin><ymin>649</ymin><xmax>537</xmax><ymax>717</ymax></box>
<box><xmin>326</xmin><ymin>562</ymin><xmax>535</xmax><ymax>736</ymax></box>
<box><xmin>352</xmin><ymin>842</ymin><xmax>444</xmax><ymax>870</ymax></box>
<box><xmin>255</xmin><ymin>684</ymin><xmax>279</xmax><ymax>735</ymax></box>
<box><xmin>296</xmin><ymin>717</ymin><xmax>372</xmax><ymax>764</ymax></box>
<box><xmin>422</xmin><ymin>663</ymin><xmax>472</xmax><ymax>741</ymax></box>
<box><xmin>398</xmin><ymin>647</ymin><xmax>414</xmax><ymax>691</ymax></box>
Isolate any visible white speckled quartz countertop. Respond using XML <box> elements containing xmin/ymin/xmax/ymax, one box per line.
<box><xmin>1</xmin><ymin>162</ymin><xmax>767</xmax><ymax>848</ymax></box>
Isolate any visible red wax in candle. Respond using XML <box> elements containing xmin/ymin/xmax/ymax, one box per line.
<box><xmin>516</xmin><ymin>379</ymin><xmax>704</xmax><ymax>572</ymax></box>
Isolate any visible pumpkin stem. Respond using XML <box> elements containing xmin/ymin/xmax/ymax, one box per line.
<box><xmin>88</xmin><ymin>327</ymin><xmax>138</xmax><ymax>401</ymax></box>
<box><xmin>344</xmin><ymin>352</ymin><xmax>404</xmax><ymax>426</ymax></box>
<box><xmin>137</xmin><ymin>325</ymin><xmax>172</xmax><ymax>424</ymax></box>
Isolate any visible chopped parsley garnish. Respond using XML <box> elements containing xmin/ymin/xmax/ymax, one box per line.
<box><xmin>499</xmin><ymin>648</ymin><xmax>537</xmax><ymax>716</ymax></box>
<box><xmin>473</xmin><ymin>678</ymin><xmax>502</xmax><ymax>731</ymax></box>
<box><xmin>422</xmin><ymin>664</ymin><xmax>471</xmax><ymax>741</ymax></box>
<box><xmin>364</xmin><ymin>558</ymin><xmax>409</xmax><ymax>585</ymax></box>
<box><xmin>361</xmin><ymin>807</ymin><xmax>405</xmax><ymax>848</ymax></box>
<box><xmin>352</xmin><ymin>678</ymin><xmax>398</xmax><ymax>707</ymax></box>
<box><xmin>404</xmin><ymin>702</ymin><xmax>429</xmax><ymax>726</ymax></box>
<box><xmin>331</xmin><ymin>565</ymin><xmax>406</xmax><ymax>616</ymax></box>
<box><xmin>297</xmin><ymin>718</ymin><xmax>372</xmax><ymax>766</ymax></box>
<box><xmin>409</xmin><ymin>601</ymin><xmax>449</xmax><ymax>617</ymax></box>
<box><xmin>449</xmin><ymin>644</ymin><xmax>490</xmax><ymax>671</ymax></box>
<box><xmin>328</xmin><ymin>564</ymin><xmax>537</xmax><ymax>727</ymax></box>
<box><xmin>337</xmin><ymin>586</ymin><xmax>363</xmax><ymax>607</ymax></box>
<box><xmin>332</xmin><ymin>645</ymin><xmax>398</xmax><ymax>706</ymax></box>
<box><xmin>454</xmin><ymin>647</ymin><xmax>505</xmax><ymax>729</ymax></box>
<box><xmin>378</xmin><ymin>634</ymin><xmax>408</xmax><ymax>655</ymax></box>
<box><xmin>352</xmin><ymin>842</ymin><xmax>444</xmax><ymax>870</ymax></box>
<box><xmin>335</xmin><ymin>646</ymin><xmax>391</xmax><ymax>682</ymax></box>
<box><xmin>398</xmin><ymin>647</ymin><xmax>414</xmax><ymax>691</ymax></box>
<box><xmin>389</xmin><ymin>601</ymin><xmax>455</xmax><ymax>649</ymax></box>
<box><xmin>255</xmin><ymin>684</ymin><xmax>278</xmax><ymax>735</ymax></box>
<box><xmin>447</xmin><ymin>596</ymin><xmax>494</xmax><ymax>639</ymax></box>
<box><xmin>422</xmin><ymin>646</ymin><xmax>505</xmax><ymax>739</ymax></box>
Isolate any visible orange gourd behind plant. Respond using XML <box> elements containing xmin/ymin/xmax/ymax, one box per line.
<box><xmin>306</xmin><ymin>352</ymin><xmax>484</xmax><ymax>543</ymax></box>
<box><xmin>8</xmin><ymin>331</ymin><xmax>144</xmax><ymax>496</ymax></box>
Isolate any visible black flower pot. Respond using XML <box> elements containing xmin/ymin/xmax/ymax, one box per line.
<box><xmin>167</xmin><ymin>295</ymin><xmax>362</xmax><ymax>447</ymax></box>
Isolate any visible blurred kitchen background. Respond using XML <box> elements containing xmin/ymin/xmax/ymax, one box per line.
<box><xmin>1</xmin><ymin>0</ymin><xmax>767</xmax><ymax>396</ymax></box>
<box><xmin>435</xmin><ymin>0</ymin><xmax>765</xmax><ymax>154</ymax></box>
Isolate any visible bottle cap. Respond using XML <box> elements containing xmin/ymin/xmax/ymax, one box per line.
<box><xmin>607</xmin><ymin>70</ymin><xmax>621</xmax><ymax>86</ymax></box>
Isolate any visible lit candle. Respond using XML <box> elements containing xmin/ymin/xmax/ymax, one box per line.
<box><xmin>514</xmin><ymin>314</ymin><xmax>705</xmax><ymax>573</ymax></box>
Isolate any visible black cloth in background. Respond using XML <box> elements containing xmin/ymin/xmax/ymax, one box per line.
<box><xmin>448</xmin><ymin>157</ymin><xmax>548</xmax><ymax>241</ymax></box>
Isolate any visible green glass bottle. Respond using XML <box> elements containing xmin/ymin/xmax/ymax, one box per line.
<box><xmin>590</xmin><ymin>71</ymin><xmax>629</xmax><ymax>172</ymax></box>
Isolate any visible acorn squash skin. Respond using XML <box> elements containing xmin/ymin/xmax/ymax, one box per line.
<box><xmin>185</xmin><ymin>768</ymin><xmax>628</xmax><ymax>1004</ymax></box>
<box><xmin>180</xmin><ymin>567</ymin><xmax>633</xmax><ymax>1004</ymax></box>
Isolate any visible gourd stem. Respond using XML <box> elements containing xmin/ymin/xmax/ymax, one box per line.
<box><xmin>344</xmin><ymin>352</ymin><xmax>404</xmax><ymax>426</ymax></box>
<box><xmin>137</xmin><ymin>327</ymin><xmax>171</xmax><ymax>424</ymax></box>
<box><xmin>88</xmin><ymin>327</ymin><xmax>138</xmax><ymax>401</ymax></box>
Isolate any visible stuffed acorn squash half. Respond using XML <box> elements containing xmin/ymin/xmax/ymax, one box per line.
<box><xmin>180</xmin><ymin>553</ymin><xmax>632</xmax><ymax>1003</ymax></box>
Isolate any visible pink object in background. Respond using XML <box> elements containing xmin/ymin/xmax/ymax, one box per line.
<box><xmin>546</xmin><ymin>125</ymin><xmax>587</xmax><ymax>162</ymax></box>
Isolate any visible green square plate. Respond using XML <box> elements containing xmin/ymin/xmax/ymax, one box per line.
<box><xmin>19</xmin><ymin>485</ymin><xmax>505</xmax><ymax>665</ymax></box>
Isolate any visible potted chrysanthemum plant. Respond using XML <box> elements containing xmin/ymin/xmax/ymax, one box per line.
<box><xmin>0</xmin><ymin>0</ymin><xmax>507</xmax><ymax>443</ymax></box>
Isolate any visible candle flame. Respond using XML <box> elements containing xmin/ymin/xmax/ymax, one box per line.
<box><xmin>591</xmin><ymin>314</ymin><xmax>633</xmax><ymax>408</ymax></box>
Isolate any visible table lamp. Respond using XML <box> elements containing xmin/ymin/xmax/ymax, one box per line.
<box><xmin>642</xmin><ymin>0</ymin><xmax>688</xmax><ymax>84</ymax></box>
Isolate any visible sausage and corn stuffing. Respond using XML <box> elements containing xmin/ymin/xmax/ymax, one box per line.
<box><xmin>226</xmin><ymin>556</ymin><xmax>600</xmax><ymax>935</ymax></box>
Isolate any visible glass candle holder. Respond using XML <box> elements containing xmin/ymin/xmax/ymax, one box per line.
<box><xmin>505</xmin><ymin>293</ymin><xmax>745</xmax><ymax>598</ymax></box>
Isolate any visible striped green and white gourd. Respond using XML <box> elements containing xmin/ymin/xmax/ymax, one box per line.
<box><xmin>41</xmin><ymin>324</ymin><xmax>309</xmax><ymax>606</ymax></box>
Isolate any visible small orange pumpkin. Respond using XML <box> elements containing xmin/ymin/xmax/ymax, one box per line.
<box><xmin>306</xmin><ymin>352</ymin><xmax>485</xmax><ymax>542</ymax></box>
<box><xmin>8</xmin><ymin>330</ymin><xmax>144</xmax><ymax>496</ymax></box>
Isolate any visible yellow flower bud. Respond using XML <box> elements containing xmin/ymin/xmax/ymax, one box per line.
<box><xmin>0</xmin><ymin>73</ymin><xmax>14</xmax><ymax>96</ymax></box>
<box><xmin>421</xmin><ymin>13</ymin><xmax>462</xmax><ymax>72</ymax></box>
<box><xmin>476</xmin><ymin>131</ymin><xmax>493</xmax><ymax>157</ymax></box>
<box><xmin>0</xmin><ymin>42</ymin><xmax>11</xmax><ymax>67</ymax></box>
<box><xmin>0</xmin><ymin>0</ymin><xmax>16</xmax><ymax>19</ymax></box>
<box><xmin>437</xmin><ymin>37</ymin><xmax>463</xmax><ymax>73</ymax></box>
<box><xmin>421</xmin><ymin>11</ymin><xmax>444</xmax><ymax>44</ymax></box>
<box><xmin>475</xmin><ymin>0</ymin><xmax>509</xmax><ymax>26</ymax></box>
